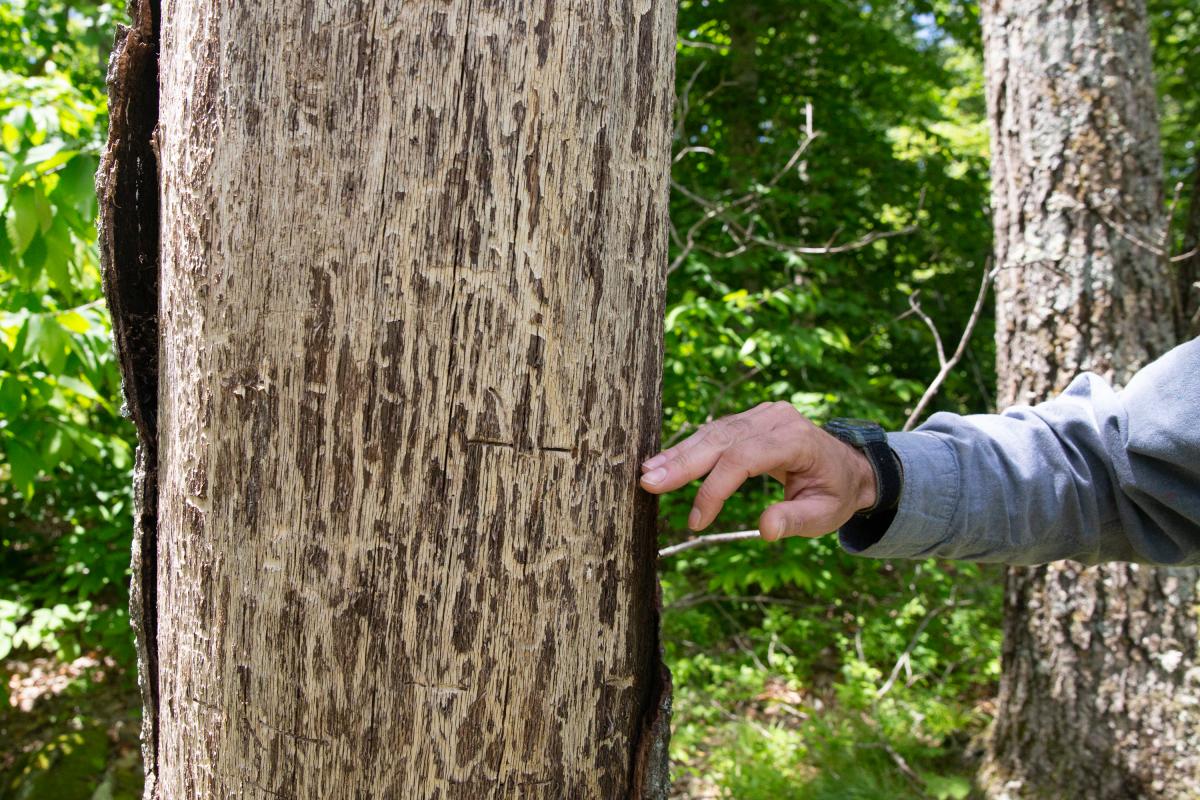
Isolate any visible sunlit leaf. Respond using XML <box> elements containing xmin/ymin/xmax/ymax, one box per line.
<box><xmin>5</xmin><ymin>184</ymin><xmax>38</xmax><ymax>254</ymax></box>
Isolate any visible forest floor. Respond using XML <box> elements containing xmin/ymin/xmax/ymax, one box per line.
<box><xmin>1</xmin><ymin>656</ymin><xmax>143</xmax><ymax>800</ymax></box>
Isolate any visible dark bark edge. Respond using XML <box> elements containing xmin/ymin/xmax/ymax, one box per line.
<box><xmin>630</xmin><ymin>441</ymin><xmax>673</xmax><ymax>797</ymax></box>
<box><xmin>630</xmin><ymin>580</ymin><xmax>673</xmax><ymax>799</ymax></box>
<box><xmin>96</xmin><ymin>0</ymin><xmax>160</xmax><ymax>794</ymax></box>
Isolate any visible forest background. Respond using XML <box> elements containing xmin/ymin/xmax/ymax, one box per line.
<box><xmin>0</xmin><ymin>0</ymin><xmax>1196</xmax><ymax>797</ymax></box>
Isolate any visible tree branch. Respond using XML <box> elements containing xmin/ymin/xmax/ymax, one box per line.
<box><xmin>658</xmin><ymin>530</ymin><xmax>760</xmax><ymax>558</ymax></box>
<box><xmin>902</xmin><ymin>261</ymin><xmax>994</xmax><ymax>432</ymax></box>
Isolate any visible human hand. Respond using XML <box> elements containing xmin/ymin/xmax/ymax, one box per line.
<box><xmin>639</xmin><ymin>402</ymin><xmax>878</xmax><ymax>541</ymax></box>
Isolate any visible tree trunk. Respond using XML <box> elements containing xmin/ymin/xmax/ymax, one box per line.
<box><xmin>100</xmin><ymin>0</ymin><xmax>677</xmax><ymax>797</ymax></box>
<box><xmin>977</xmin><ymin>1</ymin><xmax>1200</xmax><ymax>797</ymax></box>
<box><xmin>1176</xmin><ymin>161</ymin><xmax>1200</xmax><ymax>338</ymax></box>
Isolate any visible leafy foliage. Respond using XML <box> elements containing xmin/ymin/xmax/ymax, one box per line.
<box><xmin>658</xmin><ymin>5</ymin><xmax>1000</xmax><ymax>792</ymax></box>
<box><xmin>0</xmin><ymin>0</ymin><xmax>133</xmax><ymax>714</ymax></box>
<box><xmin>0</xmin><ymin>0</ymin><xmax>1195</xmax><ymax>797</ymax></box>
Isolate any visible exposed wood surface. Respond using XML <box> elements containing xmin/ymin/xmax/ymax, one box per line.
<box><xmin>149</xmin><ymin>0</ymin><xmax>676</xmax><ymax>796</ymax></box>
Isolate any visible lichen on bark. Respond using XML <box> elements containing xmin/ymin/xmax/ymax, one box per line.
<box><xmin>978</xmin><ymin>0</ymin><xmax>1200</xmax><ymax>796</ymax></box>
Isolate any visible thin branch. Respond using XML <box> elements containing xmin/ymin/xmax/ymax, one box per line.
<box><xmin>658</xmin><ymin>530</ymin><xmax>760</xmax><ymax>558</ymax></box>
<box><xmin>902</xmin><ymin>261</ymin><xmax>994</xmax><ymax>432</ymax></box>
<box><xmin>875</xmin><ymin>606</ymin><xmax>947</xmax><ymax>699</ymax></box>
<box><xmin>906</xmin><ymin>291</ymin><xmax>946</xmax><ymax>367</ymax></box>
<box><xmin>1094</xmin><ymin>204</ymin><xmax>1199</xmax><ymax>263</ymax></box>
<box><xmin>673</xmin><ymin>146</ymin><xmax>715</xmax><ymax>163</ymax></box>
<box><xmin>677</xmin><ymin>37</ymin><xmax>725</xmax><ymax>52</ymax></box>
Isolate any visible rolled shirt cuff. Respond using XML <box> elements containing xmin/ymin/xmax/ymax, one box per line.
<box><xmin>838</xmin><ymin>431</ymin><xmax>961</xmax><ymax>559</ymax></box>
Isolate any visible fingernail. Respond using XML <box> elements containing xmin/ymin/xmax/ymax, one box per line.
<box><xmin>642</xmin><ymin>454</ymin><xmax>667</xmax><ymax>470</ymax></box>
<box><xmin>642</xmin><ymin>467</ymin><xmax>668</xmax><ymax>486</ymax></box>
<box><xmin>688</xmin><ymin>507</ymin><xmax>702</xmax><ymax>530</ymax></box>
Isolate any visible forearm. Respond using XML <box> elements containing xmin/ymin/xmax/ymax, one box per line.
<box><xmin>840</xmin><ymin>338</ymin><xmax>1200</xmax><ymax>566</ymax></box>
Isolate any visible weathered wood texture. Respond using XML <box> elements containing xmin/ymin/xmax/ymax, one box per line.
<box><xmin>147</xmin><ymin>0</ymin><xmax>675</xmax><ymax>796</ymax></box>
<box><xmin>978</xmin><ymin>0</ymin><xmax>1199</xmax><ymax>797</ymax></box>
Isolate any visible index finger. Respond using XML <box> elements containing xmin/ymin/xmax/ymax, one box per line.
<box><xmin>641</xmin><ymin>402</ymin><xmax>776</xmax><ymax>473</ymax></box>
<box><xmin>639</xmin><ymin>403</ymin><xmax>786</xmax><ymax>494</ymax></box>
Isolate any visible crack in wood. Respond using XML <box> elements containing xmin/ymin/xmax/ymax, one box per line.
<box><xmin>465</xmin><ymin>437</ymin><xmax>573</xmax><ymax>454</ymax></box>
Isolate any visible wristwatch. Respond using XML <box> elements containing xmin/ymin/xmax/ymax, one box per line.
<box><xmin>823</xmin><ymin>418</ymin><xmax>902</xmax><ymax>514</ymax></box>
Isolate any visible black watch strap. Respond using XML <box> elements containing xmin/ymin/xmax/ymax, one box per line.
<box><xmin>823</xmin><ymin>418</ymin><xmax>902</xmax><ymax>515</ymax></box>
<box><xmin>860</xmin><ymin>439</ymin><xmax>901</xmax><ymax>514</ymax></box>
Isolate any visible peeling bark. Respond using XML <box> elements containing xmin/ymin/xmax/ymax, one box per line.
<box><xmin>978</xmin><ymin>1</ymin><xmax>1200</xmax><ymax>797</ymax></box>
<box><xmin>146</xmin><ymin>0</ymin><xmax>676</xmax><ymax>796</ymax></box>
<box><xmin>95</xmin><ymin>0</ymin><xmax>161</xmax><ymax>795</ymax></box>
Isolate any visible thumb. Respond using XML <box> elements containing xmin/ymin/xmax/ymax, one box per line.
<box><xmin>758</xmin><ymin>496</ymin><xmax>846</xmax><ymax>541</ymax></box>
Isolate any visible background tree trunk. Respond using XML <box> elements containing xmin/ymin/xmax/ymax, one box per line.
<box><xmin>978</xmin><ymin>0</ymin><xmax>1200</xmax><ymax>797</ymax></box>
<box><xmin>103</xmin><ymin>0</ymin><xmax>677</xmax><ymax>796</ymax></box>
<box><xmin>1176</xmin><ymin>162</ymin><xmax>1200</xmax><ymax>338</ymax></box>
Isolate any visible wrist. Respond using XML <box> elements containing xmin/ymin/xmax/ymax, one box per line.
<box><xmin>850</xmin><ymin>448</ymin><xmax>879</xmax><ymax>513</ymax></box>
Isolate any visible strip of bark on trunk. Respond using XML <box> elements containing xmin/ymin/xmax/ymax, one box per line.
<box><xmin>977</xmin><ymin>1</ymin><xmax>1200</xmax><ymax>797</ymax></box>
<box><xmin>103</xmin><ymin>0</ymin><xmax>678</xmax><ymax>796</ymax></box>
<box><xmin>96</xmin><ymin>0</ymin><xmax>161</xmax><ymax>791</ymax></box>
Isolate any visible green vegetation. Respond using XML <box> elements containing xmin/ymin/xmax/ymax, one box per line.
<box><xmin>0</xmin><ymin>1</ymin><xmax>1194</xmax><ymax>797</ymax></box>
<box><xmin>660</xmin><ymin>3</ymin><xmax>1000</xmax><ymax>795</ymax></box>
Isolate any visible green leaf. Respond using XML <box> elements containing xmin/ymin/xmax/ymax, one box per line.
<box><xmin>25</xmin><ymin>141</ymin><xmax>73</xmax><ymax>171</ymax></box>
<box><xmin>0</xmin><ymin>375</ymin><xmax>22</xmax><ymax>416</ymax></box>
<box><xmin>5</xmin><ymin>185</ymin><xmax>38</xmax><ymax>254</ymax></box>
<box><xmin>21</xmin><ymin>229</ymin><xmax>47</xmax><ymax>273</ymax></box>
<box><xmin>56</xmin><ymin>374</ymin><xmax>102</xmax><ymax>402</ymax></box>
<box><xmin>23</xmin><ymin>314</ymin><xmax>70</xmax><ymax>373</ymax></box>
<box><xmin>3</xmin><ymin>436</ymin><xmax>38</xmax><ymax>496</ymax></box>
<box><xmin>55</xmin><ymin>309</ymin><xmax>91</xmax><ymax>334</ymax></box>
<box><xmin>42</xmin><ymin>224</ymin><xmax>74</xmax><ymax>289</ymax></box>
<box><xmin>51</xmin><ymin>155</ymin><xmax>99</xmax><ymax>215</ymax></box>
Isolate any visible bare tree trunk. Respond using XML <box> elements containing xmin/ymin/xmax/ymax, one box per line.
<box><xmin>978</xmin><ymin>1</ymin><xmax>1200</xmax><ymax>797</ymax></box>
<box><xmin>100</xmin><ymin>0</ymin><xmax>677</xmax><ymax>797</ymax></box>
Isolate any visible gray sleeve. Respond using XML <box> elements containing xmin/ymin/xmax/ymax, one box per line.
<box><xmin>838</xmin><ymin>337</ymin><xmax>1200</xmax><ymax>566</ymax></box>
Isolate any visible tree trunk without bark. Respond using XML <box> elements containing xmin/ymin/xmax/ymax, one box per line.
<box><xmin>99</xmin><ymin>0</ymin><xmax>677</xmax><ymax>797</ymax></box>
<box><xmin>977</xmin><ymin>1</ymin><xmax>1199</xmax><ymax>797</ymax></box>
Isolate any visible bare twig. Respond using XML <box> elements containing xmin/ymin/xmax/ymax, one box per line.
<box><xmin>875</xmin><ymin>606</ymin><xmax>947</xmax><ymax>699</ymax></box>
<box><xmin>674</xmin><ymin>145</ymin><xmax>716</xmax><ymax>163</ymax></box>
<box><xmin>677</xmin><ymin>37</ymin><xmax>725</xmax><ymax>52</ymax></box>
<box><xmin>1094</xmin><ymin>204</ymin><xmax>1199</xmax><ymax>263</ymax></box>
<box><xmin>658</xmin><ymin>529</ymin><xmax>760</xmax><ymax>558</ymax></box>
<box><xmin>902</xmin><ymin>261</ymin><xmax>994</xmax><ymax>432</ymax></box>
<box><xmin>906</xmin><ymin>291</ymin><xmax>947</xmax><ymax>367</ymax></box>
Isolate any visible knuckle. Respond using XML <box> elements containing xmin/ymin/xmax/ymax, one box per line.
<box><xmin>704</xmin><ymin>421</ymin><xmax>737</xmax><ymax>447</ymax></box>
<box><xmin>726</xmin><ymin>417</ymin><xmax>752</xmax><ymax>437</ymax></box>
<box><xmin>721</xmin><ymin>444</ymin><xmax>757</xmax><ymax>474</ymax></box>
<box><xmin>670</xmin><ymin>447</ymin><xmax>695</xmax><ymax>472</ymax></box>
<box><xmin>773</xmin><ymin>401</ymin><xmax>798</xmax><ymax>418</ymax></box>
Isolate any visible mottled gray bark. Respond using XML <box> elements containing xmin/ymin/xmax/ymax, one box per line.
<box><xmin>978</xmin><ymin>0</ymin><xmax>1200</xmax><ymax>797</ymax></box>
<box><xmin>102</xmin><ymin>0</ymin><xmax>678</xmax><ymax>797</ymax></box>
